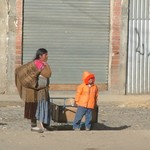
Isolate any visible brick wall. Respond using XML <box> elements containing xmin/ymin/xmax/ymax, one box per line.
<box><xmin>16</xmin><ymin>0</ymin><xmax>23</xmax><ymax>67</ymax></box>
<box><xmin>110</xmin><ymin>0</ymin><xmax>122</xmax><ymax>88</ymax></box>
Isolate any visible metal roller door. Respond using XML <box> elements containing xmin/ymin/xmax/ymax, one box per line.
<box><xmin>23</xmin><ymin>0</ymin><xmax>110</xmax><ymax>87</ymax></box>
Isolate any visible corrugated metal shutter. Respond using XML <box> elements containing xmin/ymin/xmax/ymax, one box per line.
<box><xmin>23</xmin><ymin>0</ymin><xmax>110</xmax><ymax>85</ymax></box>
<box><xmin>127</xmin><ymin>0</ymin><xmax>150</xmax><ymax>94</ymax></box>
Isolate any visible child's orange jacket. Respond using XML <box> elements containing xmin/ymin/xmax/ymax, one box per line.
<box><xmin>75</xmin><ymin>71</ymin><xmax>99</xmax><ymax>109</ymax></box>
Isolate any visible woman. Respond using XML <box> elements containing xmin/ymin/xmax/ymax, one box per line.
<box><xmin>34</xmin><ymin>48</ymin><xmax>52</xmax><ymax>131</ymax></box>
<box><xmin>16</xmin><ymin>48</ymin><xmax>52</xmax><ymax>133</ymax></box>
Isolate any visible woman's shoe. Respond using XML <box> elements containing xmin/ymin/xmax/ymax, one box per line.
<box><xmin>31</xmin><ymin>127</ymin><xmax>44</xmax><ymax>133</ymax></box>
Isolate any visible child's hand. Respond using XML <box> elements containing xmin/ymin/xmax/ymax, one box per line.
<box><xmin>95</xmin><ymin>104</ymin><xmax>98</xmax><ymax>107</ymax></box>
<box><xmin>74</xmin><ymin>102</ymin><xmax>78</xmax><ymax>107</ymax></box>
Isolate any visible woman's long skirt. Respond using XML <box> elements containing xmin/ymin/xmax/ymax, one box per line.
<box><xmin>35</xmin><ymin>98</ymin><xmax>50</xmax><ymax>125</ymax></box>
<box><xmin>24</xmin><ymin>102</ymin><xmax>37</xmax><ymax>119</ymax></box>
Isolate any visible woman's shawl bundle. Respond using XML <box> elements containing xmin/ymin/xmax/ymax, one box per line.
<box><xmin>15</xmin><ymin>61</ymin><xmax>41</xmax><ymax>101</ymax></box>
<box><xmin>15</xmin><ymin>61</ymin><xmax>40</xmax><ymax>88</ymax></box>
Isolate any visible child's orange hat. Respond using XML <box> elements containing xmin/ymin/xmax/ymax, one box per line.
<box><xmin>82</xmin><ymin>71</ymin><xmax>95</xmax><ymax>84</ymax></box>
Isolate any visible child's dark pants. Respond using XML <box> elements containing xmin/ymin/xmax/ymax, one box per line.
<box><xmin>73</xmin><ymin>106</ymin><xmax>92</xmax><ymax>130</ymax></box>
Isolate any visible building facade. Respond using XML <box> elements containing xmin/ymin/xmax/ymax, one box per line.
<box><xmin>0</xmin><ymin>0</ymin><xmax>129</xmax><ymax>94</ymax></box>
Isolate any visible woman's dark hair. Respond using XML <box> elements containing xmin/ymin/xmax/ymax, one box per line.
<box><xmin>34</xmin><ymin>48</ymin><xmax>48</xmax><ymax>60</ymax></box>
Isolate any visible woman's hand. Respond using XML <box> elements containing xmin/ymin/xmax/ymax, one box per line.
<box><xmin>42</xmin><ymin>61</ymin><xmax>48</xmax><ymax>66</ymax></box>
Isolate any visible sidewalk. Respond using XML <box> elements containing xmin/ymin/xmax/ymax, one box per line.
<box><xmin>0</xmin><ymin>92</ymin><xmax>150</xmax><ymax>106</ymax></box>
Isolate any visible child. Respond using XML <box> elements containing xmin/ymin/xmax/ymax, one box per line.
<box><xmin>73</xmin><ymin>71</ymin><xmax>99</xmax><ymax>131</ymax></box>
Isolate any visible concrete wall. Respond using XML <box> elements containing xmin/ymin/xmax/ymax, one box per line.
<box><xmin>7</xmin><ymin>0</ymin><xmax>17</xmax><ymax>94</ymax></box>
<box><xmin>119</xmin><ymin>0</ymin><xmax>129</xmax><ymax>94</ymax></box>
<box><xmin>0</xmin><ymin>1</ymin><xmax>8</xmax><ymax>94</ymax></box>
<box><xmin>0</xmin><ymin>0</ymin><xmax>16</xmax><ymax>94</ymax></box>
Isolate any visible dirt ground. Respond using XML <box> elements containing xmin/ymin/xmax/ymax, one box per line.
<box><xmin>1</xmin><ymin>97</ymin><xmax>150</xmax><ymax>150</ymax></box>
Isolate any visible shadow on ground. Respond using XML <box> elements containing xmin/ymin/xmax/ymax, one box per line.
<box><xmin>50</xmin><ymin>123</ymin><xmax>130</xmax><ymax>131</ymax></box>
<box><xmin>92</xmin><ymin>123</ymin><xmax>130</xmax><ymax>130</ymax></box>
<box><xmin>0</xmin><ymin>122</ymin><xmax>7</xmax><ymax>126</ymax></box>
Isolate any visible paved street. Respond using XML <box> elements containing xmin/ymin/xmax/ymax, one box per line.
<box><xmin>1</xmin><ymin>93</ymin><xmax>150</xmax><ymax>150</ymax></box>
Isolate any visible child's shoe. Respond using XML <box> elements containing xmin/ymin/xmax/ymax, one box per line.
<box><xmin>85</xmin><ymin>128</ymin><xmax>90</xmax><ymax>131</ymax></box>
<box><xmin>73</xmin><ymin>128</ymin><xmax>80</xmax><ymax>131</ymax></box>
